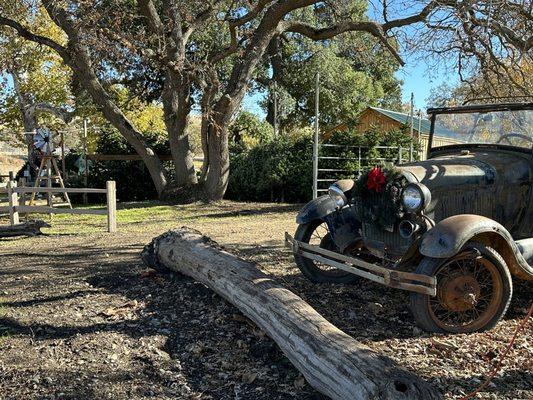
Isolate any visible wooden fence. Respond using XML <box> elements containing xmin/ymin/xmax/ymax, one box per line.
<box><xmin>0</xmin><ymin>180</ymin><xmax>117</xmax><ymax>232</ymax></box>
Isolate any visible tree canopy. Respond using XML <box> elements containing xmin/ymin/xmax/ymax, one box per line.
<box><xmin>1</xmin><ymin>0</ymin><xmax>531</xmax><ymax>200</ymax></box>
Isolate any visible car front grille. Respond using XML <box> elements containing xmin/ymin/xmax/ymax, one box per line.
<box><xmin>362</xmin><ymin>222</ymin><xmax>412</xmax><ymax>255</ymax></box>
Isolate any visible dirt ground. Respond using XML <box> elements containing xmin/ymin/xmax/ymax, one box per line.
<box><xmin>0</xmin><ymin>201</ymin><xmax>531</xmax><ymax>400</ymax></box>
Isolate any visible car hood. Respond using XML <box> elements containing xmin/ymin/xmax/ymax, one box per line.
<box><xmin>397</xmin><ymin>150</ymin><xmax>530</xmax><ymax>190</ymax></box>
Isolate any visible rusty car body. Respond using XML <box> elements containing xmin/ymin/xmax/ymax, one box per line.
<box><xmin>286</xmin><ymin>102</ymin><xmax>533</xmax><ymax>333</ymax></box>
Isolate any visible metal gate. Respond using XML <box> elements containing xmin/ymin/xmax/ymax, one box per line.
<box><xmin>312</xmin><ymin>143</ymin><xmax>411</xmax><ymax>198</ymax></box>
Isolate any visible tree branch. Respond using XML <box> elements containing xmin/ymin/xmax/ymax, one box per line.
<box><xmin>382</xmin><ymin>1</ymin><xmax>438</xmax><ymax>30</ymax></box>
<box><xmin>281</xmin><ymin>20</ymin><xmax>405</xmax><ymax>66</ymax></box>
<box><xmin>138</xmin><ymin>0</ymin><xmax>165</xmax><ymax>36</ymax></box>
<box><xmin>0</xmin><ymin>16</ymin><xmax>69</xmax><ymax>61</ymax></box>
<box><xmin>28</xmin><ymin>103</ymin><xmax>75</xmax><ymax>123</ymax></box>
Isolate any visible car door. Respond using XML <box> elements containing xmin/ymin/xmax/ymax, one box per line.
<box><xmin>518</xmin><ymin>152</ymin><xmax>533</xmax><ymax>238</ymax></box>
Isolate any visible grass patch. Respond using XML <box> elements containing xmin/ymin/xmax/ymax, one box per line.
<box><xmin>2</xmin><ymin>200</ymin><xmax>298</xmax><ymax>236</ymax></box>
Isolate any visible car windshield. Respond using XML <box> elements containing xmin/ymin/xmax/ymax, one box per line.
<box><xmin>430</xmin><ymin>108</ymin><xmax>533</xmax><ymax>150</ymax></box>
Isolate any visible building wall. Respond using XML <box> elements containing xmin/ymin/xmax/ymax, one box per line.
<box><xmin>0</xmin><ymin>155</ymin><xmax>25</xmax><ymax>179</ymax></box>
<box><xmin>0</xmin><ymin>143</ymin><xmax>26</xmax><ymax>179</ymax></box>
<box><xmin>355</xmin><ymin>109</ymin><xmax>403</xmax><ymax>133</ymax></box>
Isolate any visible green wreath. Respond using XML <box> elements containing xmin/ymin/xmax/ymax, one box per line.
<box><xmin>351</xmin><ymin>166</ymin><xmax>407</xmax><ymax>231</ymax></box>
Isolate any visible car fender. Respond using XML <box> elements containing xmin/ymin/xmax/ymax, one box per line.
<box><xmin>420</xmin><ymin>214</ymin><xmax>533</xmax><ymax>280</ymax></box>
<box><xmin>296</xmin><ymin>196</ymin><xmax>361</xmax><ymax>253</ymax></box>
<box><xmin>296</xmin><ymin>195</ymin><xmax>338</xmax><ymax>224</ymax></box>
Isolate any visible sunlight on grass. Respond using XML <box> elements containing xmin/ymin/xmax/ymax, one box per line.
<box><xmin>16</xmin><ymin>200</ymin><xmax>298</xmax><ymax>236</ymax></box>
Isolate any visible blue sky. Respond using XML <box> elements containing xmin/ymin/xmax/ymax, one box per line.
<box><xmin>243</xmin><ymin>2</ymin><xmax>461</xmax><ymax>118</ymax></box>
<box><xmin>243</xmin><ymin>56</ymin><xmax>458</xmax><ymax>118</ymax></box>
<box><xmin>396</xmin><ymin>56</ymin><xmax>458</xmax><ymax>110</ymax></box>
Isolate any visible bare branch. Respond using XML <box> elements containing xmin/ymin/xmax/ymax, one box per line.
<box><xmin>229</xmin><ymin>0</ymin><xmax>273</xmax><ymax>27</ymax></box>
<box><xmin>382</xmin><ymin>1</ymin><xmax>438</xmax><ymax>30</ymax></box>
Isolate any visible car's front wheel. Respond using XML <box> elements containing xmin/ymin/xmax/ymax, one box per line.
<box><xmin>410</xmin><ymin>242</ymin><xmax>512</xmax><ymax>333</ymax></box>
<box><xmin>293</xmin><ymin>220</ymin><xmax>359</xmax><ymax>284</ymax></box>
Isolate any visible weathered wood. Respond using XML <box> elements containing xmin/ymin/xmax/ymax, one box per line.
<box><xmin>16</xmin><ymin>205</ymin><xmax>107</xmax><ymax>215</ymax></box>
<box><xmin>14</xmin><ymin>187</ymin><xmax>107</xmax><ymax>194</ymax></box>
<box><xmin>106</xmin><ymin>180</ymin><xmax>117</xmax><ymax>233</ymax></box>
<box><xmin>7</xmin><ymin>180</ymin><xmax>19</xmax><ymax>226</ymax></box>
<box><xmin>142</xmin><ymin>228</ymin><xmax>440</xmax><ymax>400</ymax></box>
<box><xmin>0</xmin><ymin>220</ymin><xmax>50</xmax><ymax>237</ymax></box>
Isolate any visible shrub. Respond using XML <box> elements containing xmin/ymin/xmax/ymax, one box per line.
<box><xmin>225</xmin><ymin>125</ymin><xmax>420</xmax><ymax>203</ymax></box>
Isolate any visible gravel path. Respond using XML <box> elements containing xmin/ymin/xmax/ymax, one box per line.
<box><xmin>0</xmin><ymin>201</ymin><xmax>531</xmax><ymax>399</ymax></box>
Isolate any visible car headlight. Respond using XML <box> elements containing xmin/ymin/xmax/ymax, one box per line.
<box><xmin>328</xmin><ymin>184</ymin><xmax>347</xmax><ymax>208</ymax></box>
<box><xmin>401</xmin><ymin>183</ymin><xmax>431</xmax><ymax>213</ymax></box>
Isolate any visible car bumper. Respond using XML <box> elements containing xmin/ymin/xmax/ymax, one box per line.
<box><xmin>285</xmin><ymin>232</ymin><xmax>437</xmax><ymax>296</ymax></box>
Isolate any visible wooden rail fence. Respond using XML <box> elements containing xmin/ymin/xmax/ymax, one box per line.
<box><xmin>0</xmin><ymin>180</ymin><xmax>117</xmax><ymax>232</ymax></box>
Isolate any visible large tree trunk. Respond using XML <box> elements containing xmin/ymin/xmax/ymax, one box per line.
<box><xmin>162</xmin><ymin>71</ymin><xmax>197</xmax><ymax>187</ymax></box>
<box><xmin>68</xmin><ymin>45</ymin><xmax>168</xmax><ymax>196</ymax></box>
<box><xmin>203</xmin><ymin>114</ymin><xmax>230</xmax><ymax>201</ymax></box>
<box><xmin>41</xmin><ymin>0</ymin><xmax>168</xmax><ymax>196</ymax></box>
<box><xmin>142</xmin><ymin>228</ymin><xmax>440</xmax><ymax>400</ymax></box>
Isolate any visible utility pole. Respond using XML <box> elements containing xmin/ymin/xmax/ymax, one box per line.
<box><xmin>273</xmin><ymin>81</ymin><xmax>279</xmax><ymax>138</ymax></box>
<box><xmin>409</xmin><ymin>92</ymin><xmax>414</xmax><ymax>162</ymax></box>
<box><xmin>312</xmin><ymin>72</ymin><xmax>320</xmax><ymax>200</ymax></box>
<box><xmin>417</xmin><ymin>110</ymin><xmax>423</xmax><ymax>160</ymax></box>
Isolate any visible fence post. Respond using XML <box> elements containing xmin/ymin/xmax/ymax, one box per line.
<box><xmin>398</xmin><ymin>146</ymin><xmax>402</xmax><ymax>165</ymax></box>
<box><xmin>312</xmin><ymin>72</ymin><xmax>320</xmax><ymax>200</ymax></box>
<box><xmin>7</xmin><ymin>180</ymin><xmax>19</xmax><ymax>226</ymax></box>
<box><xmin>106</xmin><ymin>180</ymin><xmax>117</xmax><ymax>233</ymax></box>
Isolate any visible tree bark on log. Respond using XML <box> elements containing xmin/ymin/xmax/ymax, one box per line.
<box><xmin>142</xmin><ymin>228</ymin><xmax>440</xmax><ymax>400</ymax></box>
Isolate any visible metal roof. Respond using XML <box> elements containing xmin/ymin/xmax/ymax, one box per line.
<box><xmin>368</xmin><ymin>106</ymin><xmax>455</xmax><ymax>137</ymax></box>
<box><xmin>427</xmin><ymin>102</ymin><xmax>533</xmax><ymax>115</ymax></box>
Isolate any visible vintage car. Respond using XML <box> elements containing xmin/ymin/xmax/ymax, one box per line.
<box><xmin>286</xmin><ymin>102</ymin><xmax>533</xmax><ymax>333</ymax></box>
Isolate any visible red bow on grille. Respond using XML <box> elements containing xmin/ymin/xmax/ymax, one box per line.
<box><xmin>366</xmin><ymin>167</ymin><xmax>386</xmax><ymax>192</ymax></box>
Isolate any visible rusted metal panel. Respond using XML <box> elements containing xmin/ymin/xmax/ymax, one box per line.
<box><xmin>295</xmin><ymin>195</ymin><xmax>337</xmax><ymax>225</ymax></box>
<box><xmin>420</xmin><ymin>214</ymin><xmax>533</xmax><ymax>281</ymax></box>
<box><xmin>399</xmin><ymin>148</ymin><xmax>532</xmax><ymax>238</ymax></box>
<box><xmin>285</xmin><ymin>232</ymin><xmax>437</xmax><ymax>295</ymax></box>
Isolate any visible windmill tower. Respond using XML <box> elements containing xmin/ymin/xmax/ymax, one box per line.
<box><xmin>28</xmin><ymin>128</ymin><xmax>72</xmax><ymax>209</ymax></box>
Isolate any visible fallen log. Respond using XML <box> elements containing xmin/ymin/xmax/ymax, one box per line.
<box><xmin>0</xmin><ymin>220</ymin><xmax>50</xmax><ymax>237</ymax></box>
<box><xmin>142</xmin><ymin>228</ymin><xmax>440</xmax><ymax>400</ymax></box>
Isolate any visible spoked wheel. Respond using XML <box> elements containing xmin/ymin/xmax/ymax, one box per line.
<box><xmin>294</xmin><ymin>220</ymin><xmax>363</xmax><ymax>284</ymax></box>
<box><xmin>411</xmin><ymin>242</ymin><xmax>512</xmax><ymax>333</ymax></box>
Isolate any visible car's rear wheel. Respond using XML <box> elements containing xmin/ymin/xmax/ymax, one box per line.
<box><xmin>293</xmin><ymin>220</ymin><xmax>360</xmax><ymax>284</ymax></box>
<box><xmin>410</xmin><ymin>242</ymin><xmax>512</xmax><ymax>333</ymax></box>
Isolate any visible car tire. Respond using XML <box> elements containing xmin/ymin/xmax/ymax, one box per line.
<box><xmin>293</xmin><ymin>220</ymin><xmax>359</xmax><ymax>284</ymax></box>
<box><xmin>410</xmin><ymin>242</ymin><xmax>512</xmax><ymax>333</ymax></box>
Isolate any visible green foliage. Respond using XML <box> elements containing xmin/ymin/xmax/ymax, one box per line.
<box><xmin>226</xmin><ymin>136</ymin><xmax>313</xmax><ymax>203</ymax></box>
<box><xmin>260</xmin><ymin>5</ymin><xmax>403</xmax><ymax>131</ymax></box>
<box><xmin>229</xmin><ymin>111</ymin><xmax>274</xmax><ymax>149</ymax></box>
<box><xmin>226</xmin><ymin>125</ymin><xmax>419</xmax><ymax>203</ymax></box>
<box><xmin>0</xmin><ymin>5</ymin><xmax>72</xmax><ymax>142</ymax></box>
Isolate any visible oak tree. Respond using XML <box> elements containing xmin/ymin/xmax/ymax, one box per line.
<box><xmin>1</xmin><ymin>1</ymin><xmax>530</xmax><ymax>200</ymax></box>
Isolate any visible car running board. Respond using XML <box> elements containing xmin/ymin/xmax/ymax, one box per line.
<box><xmin>285</xmin><ymin>232</ymin><xmax>437</xmax><ymax>296</ymax></box>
